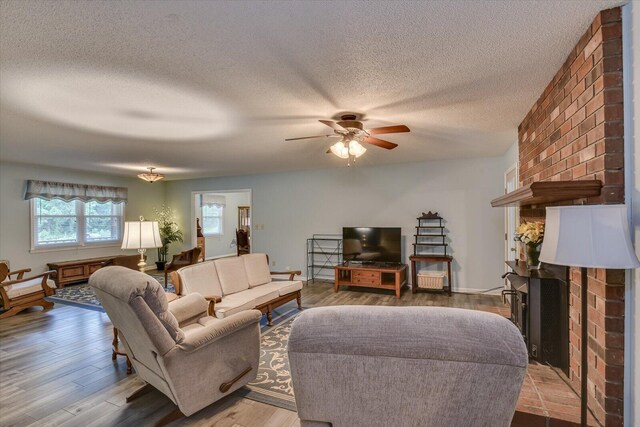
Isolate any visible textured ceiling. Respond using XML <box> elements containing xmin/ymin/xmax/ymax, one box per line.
<box><xmin>0</xmin><ymin>0</ymin><xmax>623</xmax><ymax>179</ymax></box>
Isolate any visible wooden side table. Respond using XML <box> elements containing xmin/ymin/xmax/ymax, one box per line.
<box><xmin>112</xmin><ymin>292</ymin><xmax>179</xmax><ymax>375</ymax></box>
<box><xmin>410</xmin><ymin>255</ymin><xmax>453</xmax><ymax>296</ymax></box>
<box><xmin>111</xmin><ymin>327</ymin><xmax>133</xmax><ymax>374</ymax></box>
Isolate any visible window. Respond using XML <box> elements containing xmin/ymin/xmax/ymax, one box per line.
<box><xmin>202</xmin><ymin>204</ymin><xmax>223</xmax><ymax>236</ymax></box>
<box><xmin>31</xmin><ymin>199</ymin><xmax>123</xmax><ymax>250</ymax></box>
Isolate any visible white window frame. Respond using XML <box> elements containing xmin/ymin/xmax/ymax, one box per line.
<box><xmin>30</xmin><ymin>199</ymin><xmax>124</xmax><ymax>252</ymax></box>
<box><xmin>201</xmin><ymin>204</ymin><xmax>224</xmax><ymax>237</ymax></box>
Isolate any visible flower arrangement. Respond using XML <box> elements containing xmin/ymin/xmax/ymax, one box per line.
<box><xmin>516</xmin><ymin>221</ymin><xmax>544</xmax><ymax>246</ymax></box>
<box><xmin>516</xmin><ymin>221</ymin><xmax>544</xmax><ymax>269</ymax></box>
<box><xmin>154</xmin><ymin>205</ymin><xmax>184</xmax><ymax>266</ymax></box>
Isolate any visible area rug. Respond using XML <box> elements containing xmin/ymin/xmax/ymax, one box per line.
<box><xmin>237</xmin><ymin>314</ymin><xmax>298</xmax><ymax>411</ymax></box>
<box><xmin>48</xmin><ymin>272</ymin><xmax>176</xmax><ymax>312</ymax></box>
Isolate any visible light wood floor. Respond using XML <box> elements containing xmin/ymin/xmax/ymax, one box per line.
<box><xmin>0</xmin><ymin>282</ymin><xmax>505</xmax><ymax>427</ymax></box>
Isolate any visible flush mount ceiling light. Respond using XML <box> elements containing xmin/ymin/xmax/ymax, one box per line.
<box><xmin>137</xmin><ymin>167</ymin><xmax>165</xmax><ymax>183</ymax></box>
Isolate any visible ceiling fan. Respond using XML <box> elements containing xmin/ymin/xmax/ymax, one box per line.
<box><xmin>285</xmin><ymin>114</ymin><xmax>410</xmax><ymax>165</ymax></box>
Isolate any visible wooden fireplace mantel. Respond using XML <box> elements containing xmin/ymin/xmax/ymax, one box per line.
<box><xmin>490</xmin><ymin>180</ymin><xmax>602</xmax><ymax>207</ymax></box>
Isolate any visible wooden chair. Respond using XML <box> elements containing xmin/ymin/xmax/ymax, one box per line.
<box><xmin>164</xmin><ymin>247</ymin><xmax>202</xmax><ymax>287</ymax></box>
<box><xmin>0</xmin><ymin>262</ymin><xmax>56</xmax><ymax>319</ymax></box>
<box><xmin>236</xmin><ymin>229</ymin><xmax>250</xmax><ymax>256</ymax></box>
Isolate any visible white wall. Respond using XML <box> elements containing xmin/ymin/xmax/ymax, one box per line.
<box><xmin>196</xmin><ymin>191</ymin><xmax>250</xmax><ymax>259</ymax></box>
<box><xmin>166</xmin><ymin>157</ymin><xmax>506</xmax><ymax>293</ymax></box>
<box><xmin>501</xmin><ymin>141</ymin><xmax>519</xmax><ymax>177</ymax></box>
<box><xmin>0</xmin><ymin>161</ymin><xmax>166</xmax><ymax>272</ymax></box>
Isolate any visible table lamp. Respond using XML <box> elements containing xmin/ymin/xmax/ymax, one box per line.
<box><xmin>121</xmin><ymin>216</ymin><xmax>162</xmax><ymax>271</ymax></box>
<box><xmin>540</xmin><ymin>205</ymin><xmax>639</xmax><ymax>426</ymax></box>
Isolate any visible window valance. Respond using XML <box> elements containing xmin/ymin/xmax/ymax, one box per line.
<box><xmin>201</xmin><ymin>194</ymin><xmax>226</xmax><ymax>207</ymax></box>
<box><xmin>24</xmin><ymin>180</ymin><xmax>128</xmax><ymax>204</ymax></box>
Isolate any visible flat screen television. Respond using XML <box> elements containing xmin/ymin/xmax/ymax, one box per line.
<box><xmin>342</xmin><ymin>227</ymin><xmax>402</xmax><ymax>264</ymax></box>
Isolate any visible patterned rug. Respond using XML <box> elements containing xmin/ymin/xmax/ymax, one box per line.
<box><xmin>48</xmin><ymin>272</ymin><xmax>175</xmax><ymax>312</ymax></box>
<box><xmin>237</xmin><ymin>313</ymin><xmax>298</xmax><ymax>411</ymax></box>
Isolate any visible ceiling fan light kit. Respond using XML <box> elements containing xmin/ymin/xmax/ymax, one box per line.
<box><xmin>137</xmin><ymin>167</ymin><xmax>165</xmax><ymax>183</ymax></box>
<box><xmin>330</xmin><ymin>139</ymin><xmax>367</xmax><ymax>160</ymax></box>
<box><xmin>286</xmin><ymin>113</ymin><xmax>409</xmax><ymax>166</ymax></box>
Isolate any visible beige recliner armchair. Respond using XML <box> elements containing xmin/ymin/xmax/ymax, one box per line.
<box><xmin>89</xmin><ymin>266</ymin><xmax>261</xmax><ymax>424</ymax></box>
<box><xmin>288</xmin><ymin>306</ymin><xmax>528</xmax><ymax>427</ymax></box>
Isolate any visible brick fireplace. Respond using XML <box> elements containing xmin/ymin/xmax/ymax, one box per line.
<box><xmin>517</xmin><ymin>7</ymin><xmax>625</xmax><ymax>426</ymax></box>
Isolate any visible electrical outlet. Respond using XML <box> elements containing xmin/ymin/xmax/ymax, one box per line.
<box><xmin>272</xmin><ymin>260</ymin><xmax>276</xmax><ymax>266</ymax></box>
<box><xmin>286</xmin><ymin>266</ymin><xmax>290</xmax><ymax>271</ymax></box>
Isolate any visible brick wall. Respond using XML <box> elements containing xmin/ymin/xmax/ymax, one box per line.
<box><xmin>517</xmin><ymin>8</ymin><xmax>624</xmax><ymax>426</ymax></box>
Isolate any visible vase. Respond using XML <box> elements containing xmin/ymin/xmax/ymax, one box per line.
<box><xmin>155</xmin><ymin>261</ymin><xmax>166</xmax><ymax>271</ymax></box>
<box><xmin>525</xmin><ymin>244</ymin><xmax>541</xmax><ymax>270</ymax></box>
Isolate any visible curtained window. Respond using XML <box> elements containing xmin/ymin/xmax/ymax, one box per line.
<box><xmin>26</xmin><ymin>180</ymin><xmax>126</xmax><ymax>250</ymax></box>
<box><xmin>201</xmin><ymin>194</ymin><xmax>225</xmax><ymax>236</ymax></box>
<box><xmin>25</xmin><ymin>180</ymin><xmax>127</xmax><ymax>204</ymax></box>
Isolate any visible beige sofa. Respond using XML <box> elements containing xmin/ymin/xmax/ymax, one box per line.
<box><xmin>173</xmin><ymin>253</ymin><xmax>302</xmax><ymax>325</ymax></box>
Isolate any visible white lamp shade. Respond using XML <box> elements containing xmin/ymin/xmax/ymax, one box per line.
<box><xmin>121</xmin><ymin>220</ymin><xmax>162</xmax><ymax>249</ymax></box>
<box><xmin>540</xmin><ymin>205</ymin><xmax>640</xmax><ymax>269</ymax></box>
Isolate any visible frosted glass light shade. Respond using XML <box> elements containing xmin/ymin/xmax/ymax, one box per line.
<box><xmin>348</xmin><ymin>140</ymin><xmax>367</xmax><ymax>157</ymax></box>
<box><xmin>137</xmin><ymin>167</ymin><xmax>165</xmax><ymax>183</ymax></box>
<box><xmin>540</xmin><ymin>205</ymin><xmax>640</xmax><ymax>269</ymax></box>
<box><xmin>121</xmin><ymin>220</ymin><xmax>162</xmax><ymax>249</ymax></box>
<box><xmin>330</xmin><ymin>141</ymin><xmax>349</xmax><ymax>159</ymax></box>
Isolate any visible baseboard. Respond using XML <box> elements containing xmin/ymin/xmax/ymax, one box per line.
<box><xmin>305</xmin><ymin>278</ymin><xmax>502</xmax><ymax>296</ymax></box>
<box><xmin>453</xmin><ymin>287</ymin><xmax>502</xmax><ymax>295</ymax></box>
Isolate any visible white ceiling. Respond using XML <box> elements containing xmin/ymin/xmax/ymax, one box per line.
<box><xmin>0</xmin><ymin>0</ymin><xmax>623</xmax><ymax>179</ymax></box>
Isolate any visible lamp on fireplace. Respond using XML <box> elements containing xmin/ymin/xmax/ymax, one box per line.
<box><xmin>539</xmin><ymin>205</ymin><xmax>639</xmax><ymax>426</ymax></box>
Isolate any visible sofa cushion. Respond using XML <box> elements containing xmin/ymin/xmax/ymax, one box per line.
<box><xmin>214</xmin><ymin>257</ymin><xmax>250</xmax><ymax>295</ymax></box>
<box><xmin>177</xmin><ymin>261</ymin><xmax>223</xmax><ymax>298</ymax></box>
<box><xmin>242</xmin><ymin>253</ymin><xmax>272</xmax><ymax>288</ymax></box>
<box><xmin>213</xmin><ymin>287</ymin><xmax>279</xmax><ymax>319</ymax></box>
<box><xmin>259</xmin><ymin>280</ymin><xmax>303</xmax><ymax>297</ymax></box>
<box><xmin>4</xmin><ymin>277</ymin><xmax>46</xmax><ymax>298</ymax></box>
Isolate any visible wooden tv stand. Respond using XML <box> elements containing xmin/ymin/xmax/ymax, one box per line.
<box><xmin>334</xmin><ymin>263</ymin><xmax>407</xmax><ymax>299</ymax></box>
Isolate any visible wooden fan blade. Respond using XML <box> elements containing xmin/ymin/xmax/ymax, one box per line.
<box><xmin>319</xmin><ymin>120</ymin><xmax>346</xmax><ymax>131</ymax></box>
<box><xmin>368</xmin><ymin>125</ymin><xmax>410</xmax><ymax>135</ymax></box>
<box><xmin>285</xmin><ymin>134</ymin><xmax>339</xmax><ymax>141</ymax></box>
<box><xmin>364</xmin><ymin>136</ymin><xmax>398</xmax><ymax>150</ymax></box>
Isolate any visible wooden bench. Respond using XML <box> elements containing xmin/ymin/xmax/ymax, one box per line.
<box><xmin>47</xmin><ymin>257</ymin><xmax>111</xmax><ymax>288</ymax></box>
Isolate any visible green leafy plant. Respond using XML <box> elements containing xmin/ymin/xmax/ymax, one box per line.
<box><xmin>154</xmin><ymin>205</ymin><xmax>184</xmax><ymax>263</ymax></box>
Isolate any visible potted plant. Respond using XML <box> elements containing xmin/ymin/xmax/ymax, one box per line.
<box><xmin>154</xmin><ymin>205</ymin><xmax>183</xmax><ymax>271</ymax></box>
<box><xmin>516</xmin><ymin>221</ymin><xmax>545</xmax><ymax>269</ymax></box>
